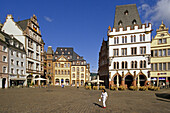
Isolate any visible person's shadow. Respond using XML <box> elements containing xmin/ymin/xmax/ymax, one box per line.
<box><xmin>93</xmin><ymin>103</ymin><xmax>102</xmax><ymax>108</ymax></box>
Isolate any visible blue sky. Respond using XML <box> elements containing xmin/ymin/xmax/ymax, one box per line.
<box><xmin>0</xmin><ymin>0</ymin><xmax>170</xmax><ymax>72</ymax></box>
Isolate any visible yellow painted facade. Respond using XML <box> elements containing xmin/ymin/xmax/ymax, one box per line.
<box><xmin>53</xmin><ymin>55</ymin><xmax>71</xmax><ymax>86</ymax></box>
<box><xmin>151</xmin><ymin>21</ymin><xmax>170</xmax><ymax>84</ymax></box>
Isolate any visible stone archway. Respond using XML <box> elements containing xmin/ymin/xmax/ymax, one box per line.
<box><xmin>136</xmin><ymin>74</ymin><xmax>147</xmax><ymax>86</ymax></box>
<box><xmin>27</xmin><ymin>75</ymin><xmax>33</xmax><ymax>85</ymax></box>
<box><xmin>125</xmin><ymin>75</ymin><xmax>133</xmax><ymax>88</ymax></box>
<box><xmin>113</xmin><ymin>75</ymin><xmax>122</xmax><ymax>87</ymax></box>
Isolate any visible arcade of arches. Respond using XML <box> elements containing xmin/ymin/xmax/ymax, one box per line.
<box><xmin>110</xmin><ymin>71</ymin><xmax>148</xmax><ymax>88</ymax></box>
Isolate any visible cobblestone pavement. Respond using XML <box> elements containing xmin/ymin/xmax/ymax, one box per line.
<box><xmin>0</xmin><ymin>87</ymin><xmax>170</xmax><ymax>113</ymax></box>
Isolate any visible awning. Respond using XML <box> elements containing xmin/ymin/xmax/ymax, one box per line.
<box><xmin>34</xmin><ymin>78</ymin><xmax>47</xmax><ymax>81</ymax></box>
<box><xmin>90</xmin><ymin>80</ymin><xmax>104</xmax><ymax>83</ymax></box>
<box><xmin>10</xmin><ymin>78</ymin><xmax>26</xmax><ymax>80</ymax></box>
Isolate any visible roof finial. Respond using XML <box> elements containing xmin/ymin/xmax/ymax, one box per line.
<box><xmin>162</xmin><ymin>20</ymin><xmax>163</xmax><ymax>24</ymax></box>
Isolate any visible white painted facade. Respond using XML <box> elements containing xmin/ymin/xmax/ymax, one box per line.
<box><xmin>108</xmin><ymin>24</ymin><xmax>152</xmax><ymax>86</ymax></box>
<box><xmin>2</xmin><ymin>15</ymin><xmax>44</xmax><ymax>85</ymax></box>
<box><xmin>8</xmin><ymin>44</ymin><xmax>27</xmax><ymax>86</ymax></box>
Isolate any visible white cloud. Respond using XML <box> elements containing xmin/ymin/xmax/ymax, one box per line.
<box><xmin>44</xmin><ymin>16</ymin><xmax>53</xmax><ymax>22</ymax></box>
<box><xmin>139</xmin><ymin>0</ymin><xmax>170</xmax><ymax>25</ymax></box>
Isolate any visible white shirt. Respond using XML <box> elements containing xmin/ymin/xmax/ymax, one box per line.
<box><xmin>101</xmin><ymin>92</ymin><xmax>108</xmax><ymax>100</ymax></box>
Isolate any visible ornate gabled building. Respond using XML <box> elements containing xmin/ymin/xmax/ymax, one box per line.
<box><xmin>44</xmin><ymin>46</ymin><xmax>90</xmax><ymax>86</ymax></box>
<box><xmin>108</xmin><ymin>4</ymin><xmax>152</xmax><ymax>88</ymax></box>
<box><xmin>151</xmin><ymin>21</ymin><xmax>170</xmax><ymax>86</ymax></box>
<box><xmin>98</xmin><ymin>39</ymin><xmax>109</xmax><ymax>87</ymax></box>
<box><xmin>2</xmin><ymin>14</ymin><xmax>45</xmax><ymax>85</ymax></box>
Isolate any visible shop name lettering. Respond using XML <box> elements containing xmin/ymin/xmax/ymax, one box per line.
<box><xmin>157</xmin><ymin>73</ymin><xmax>167</xmax><ymax>75</ymax></box>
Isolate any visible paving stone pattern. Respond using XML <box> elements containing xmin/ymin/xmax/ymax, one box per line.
<box><xmin>0</xmin><ymin>87</ymin><xmax>170</xmax><ymax>113</ymax></box>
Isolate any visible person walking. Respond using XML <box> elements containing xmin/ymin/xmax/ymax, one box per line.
<box><xmin>99</xmin><ymin>89</ymin><xmax>108</xmax><ymax>108</ymax></box>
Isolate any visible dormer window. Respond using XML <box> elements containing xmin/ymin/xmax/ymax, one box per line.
<box><xmin>132</xmin><ymin>19</ymin><xmax>137</xmax><ymax>25</ymax></box>
<box><xmin>161</xmin><ymin>34</ymin><xmax>164</xmax><ymax>37</ymax></box>
<box><xmin>56</xmin><ymin>52</ymin><xmax>58</xmax><ymax>54</ymax></box>
<box><xmin>65</xmin><ymin>49</ymin><xmax>67</xmax><ymax>51</ymax></box>
<box><xmin>124</xmin><ymin>10</ymin><xmax>128</xmax><ymax>15</ymax></box>
<box><xmin>77</xmin><ymin>56</ymin><xmax>79</xmax><ymax>59</ymax></box>
<box><xmin>15</xmin><ymin>42</ymin><xmax>19</xmax><ymax>47</ymax></box>
<box><xmin>118</xmin><ymin>20</ymin><xmax>123</xmax><ymax>26</ymax></box>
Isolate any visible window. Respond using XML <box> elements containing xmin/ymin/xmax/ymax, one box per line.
<box><xmin>140</xmin><ymin>47</ymin><xmax>146</xmax><ymax>55</ymax></box>
<box><xmin>132</xmin><ymin>19</ymin><xmax>137</xmax><ymax>25</ymax></box>
<box><xmin>3</xmin><ymin>67</ymin><xmax>7</xmax><ymax>73</ymax></box>
<box><xmin>3</xmin><ymin>56</ymin><xmax>7</xmax><ymax>62</ymax></box>
<box><xmin>125</xmin><ymin>36</ymin><xmax>127</xmax><ymax>43</ymax></box>
<box><xmin>113</xmin><ymin>49</ymin><xmax>119</xmax><ymax>56</ymax></box>
<box><xmin>168</xmin><ymin>49</ymin><xmax>170</xmax><ymax>56</ymax></box>
<box><xmin>11</xmin><ymin>59</ymin><xmax>14</xmax><ymax>65</ymax></box>
<box><xmin>135</xmin><ymin>61</ymin><xmax>137</xmax><ymax>68</ymax></box>
<box><xmin>159</xmin><ymin>50</ymin><xmax>162</xmax><ymax>56</ymax></box>
<box><xmin>21</xmin><ymin>70</ymin><xmax>23</xmax><ymax>75</ymax></box>
<box><xmin>81</xmin><ymin>67</ymin><xmax>84</xmax><ymax>72</ymax></box>
<box><xmin>55</xmin><ymin>63</ymin><xmax>57</xmax><ymax>67</ymax></box>
<box><xmin>81</xmin><ymin>74</ymin><xmax>84</xmax><ymax>78</ymax></box>
<box><xmin>143</xmin><ymin>35</ymin><xmax>145</xmax><ymax>41</ymax></box>
<box><xmin>151</xmin><ymin>64</ymin><xmax>153</xmax><ymax>71</ymax></box>
<box><xmin>114</xmin><ymin>37</ymin><xmax>119</xmax><ymax>44</ymax></box>
<box><xmin>73</xmin><ymin>73</ymin><xmax>75</xmax><ymax>78</ymax></box>
<box><xmin>68</xmin><ymin>63</ymin><xmax>70</xmax><ymax>67</ymax></box>
<box><xmin>121</xmin><ymin>61</ymin><xmax>127</xmax><ymax>69</ymax></box>
<box><xmin>113</xmin><ymin>62</ymin><xmax>119</xmax><ymax>69</ymax></box>
<box><xmin>159</xmin><ymin>39</ymin><xmax>167</xmax><ymax>44</ymax></box>
<box><xmin>58</xmin><ymin>63</ymin><xmax>60</xmax><ymax>67</ymax></box>
<box><xmin>16</xmin><ymin>52</ymin><xmax>19</xmax><ymax>57</ymax></box>
<box><xmin>11</xmin><ymin>68</ymin><xmax>14</xmax><ymax>74</ymax></box>
<box><xmin>159</xmin><ymin>63</ymin><xmax>162</xmax><ymax>71</ymax></box>
<box><xmin>131</xmin><ymin>35</ymin><xmax>133</xmax><ymax>43</ymax></box>
<box><xmin>168</xmin><ymin>63</ymin><xmax>170</xmax><ymax>70</ymax></box>
<box><xmin>121</xmin><ymin>48</ymin><xmax>127</xmax><ymax>56</ymax></box>
<box><xmin>163</xmin><ymin>63</ymin><xmax>166</xmax><ymax>70</ymax></box>
<box><xmin>151</xmin><ymin>50</ymin><xmax>153</xmax><ymax>57</ymax></box>
<box><xmin>11</xmin><ymin>50</ymin><xmax>13</xmax><ymax>55</ymax></box>
<box><xmin>154</xmin><ymin>50</ymin><xmax>158</xmax><ymax>57</ymax></box>
<box><xmin>77</xmin><ymin>67</ymin><xmax>79</xmax><ymax>72</ymax></box>
<box><xmin>159</xmin><ymin>39</ymin><xmax>162</xmax><ymax>44</ymax></box>
<box><xmin>61</xmin><ymin>70</ymin><xmax>63</xmax><ymax>74</ymax></box>
<box><xmin>163</xmin><ymin>49</ymin><xmax>166</xmax><ymax>56</ymax></box>
<box><xmin>154</xmin><ymin>64</ymin><xmax>157</xmax><ymax>71</ymax></box>
<box><xmin>72</xmin><ymin>67</ymin><xmax>75</xmax><ymax>72</ymax></box>
<box><xmin>21</xmin><ymin>62</ymin><xmax>24</xmax><ymax>67</ymax></box>
<box><xmin>64</xmin><ymin>63</ymin><xmax>67</xmax><ymax>67</ymax></box>
<box><xmin>17</xmin><ymin>61</ymin><xmax>19</xmax><ymax>66</ymax></box>
<box><xmin>68</xmin><ymin>70</ymin><xmax>70</xmax><ymax>75</ymax></box>
<box><xmin>125</xmin><ymin>62</ymin><xmax>127</xmax><ymax>68</ymax></box>
<box><xmin>131</xmin><ymin>61</ymin><xmax>134</xmax><ymax>68</ymax></box>
<box><xmin>17</xmin><ymin>69</ymin><xmax>19</xmax><ymax>74</ymax></box>
<box><xmin>122</xmin><ymin>62</ymin><xmax>124</xmax><ymax>69</ymax></box>
<box><xmin>140</xmin><ymin>34</ymin><xmax>145</xmax><ymax>41</ymax></box>
<box><xmin>3</xmin><ymin>46</ymin><xmax>6</xmax><ymax>51</ymax></box>
<box><xmin>62</xmin><ymin>52</ymin><xmax>64</xmax><ymax>54</ymax></box>
<box><xmin>124</xmin><ymin>10</ymin><xmax>128</xmax><ymax>15</ymax></box>
<box><xmin>122</xmin><ymin>36</ymin><xmax>124</xmax><ymax>43</ymax></box>
<box><xmin>140</xmin><ymin>61</ymin><xmax>143</xmax><ymax>68</ymax></box>
<box><xmin>134</xmin><ymin>35</ymin><xmax>136</xmax><ymax>42</ymax></box>
<box><xmin>21</xmin><ymin>53</ymin><xmax>23</xmax><ymax>58</ymax></box>
<box><xmin>65</xmin><ymin>70</ymin><xmax>67</xmax><ymax>75</ymax></box>
<box><xmin>113</xmin><ymin>62</ymin><xmax>116</xmax><ymax>69</ymax></box>
<box><xmin>118</xmin><ymin>20</ymin><xmax>122</xmax><ymax>26</ymax></box>
<box><xmin>58</xmin><ymin>70</ymin><xmax>60</xmax><ymax>74</ymax></box>
<box><xmin>68</xmin><ymin>52</ymin><xmax>70</xmax><ymax>54</ymax></box>
<box><xmin>48</xmin><ymin>63</ymin><xmax>51</xmax><ymax>67</ymax></box>
<box><xmin>117</xmin><ymin>62</ymin><xmax>119</xmax><ymax>69</ymax></box>
<box><xmin>131</xmin><ymin>47</ymin><xmax>137</xmax><ymax>55</ymax></box>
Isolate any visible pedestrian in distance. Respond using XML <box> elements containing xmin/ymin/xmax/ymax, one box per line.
<box><xmin>99</xmin><ymin>89</ymin><xmax>108</xmax><ymax>108</ymax></box>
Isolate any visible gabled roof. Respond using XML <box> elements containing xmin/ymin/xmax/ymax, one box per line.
<box><xmin>16</xmin><ymin>19</ymin><xmax>29</xmax><ymax>31</ymax></box>
<box><xmin>114</xmin><ymin>4</ymin><xmax>142</xmax><ymax>29</ymax></box>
